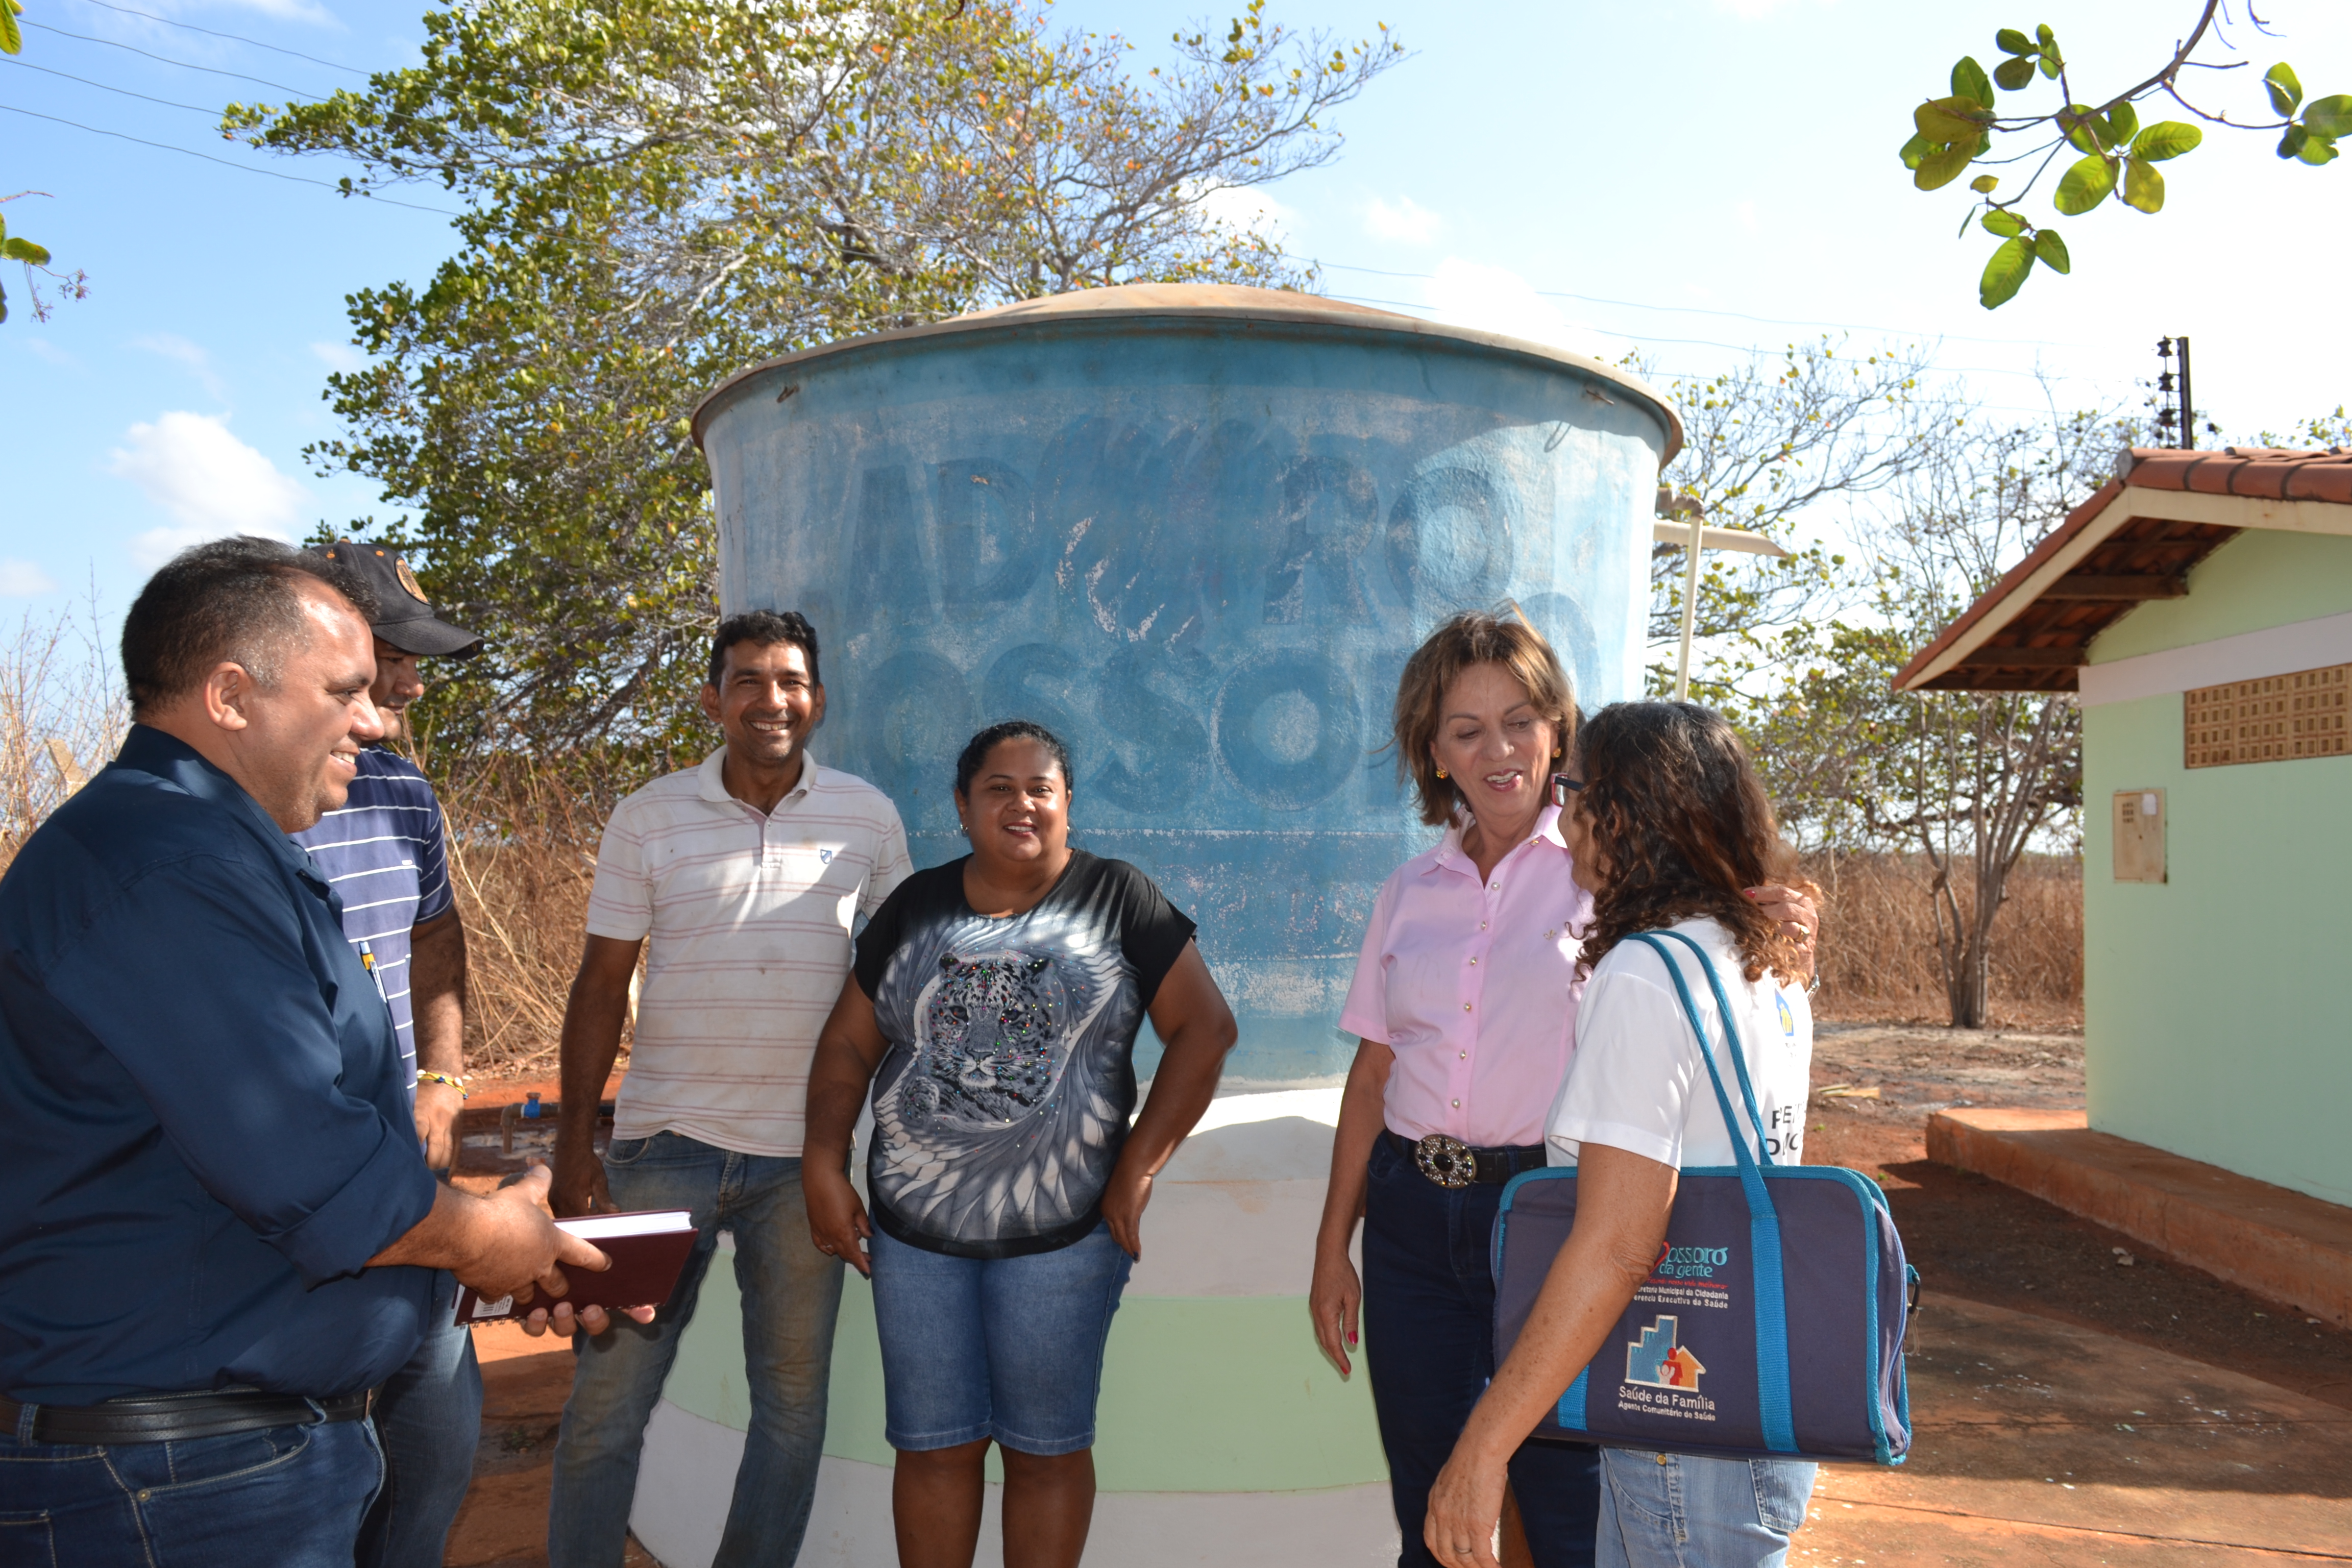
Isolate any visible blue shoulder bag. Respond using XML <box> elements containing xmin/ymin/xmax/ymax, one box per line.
<box><xmin>1491</xmin><ymin>930</ymin><xmax>1917</xmax><ymax>1464</ymax></box>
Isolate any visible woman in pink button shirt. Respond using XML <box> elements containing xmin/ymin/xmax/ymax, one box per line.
<box><xmin>1311</xmin><ymin>611</ymin><xmax>1817</xmax><ymax>1568</ymax></box>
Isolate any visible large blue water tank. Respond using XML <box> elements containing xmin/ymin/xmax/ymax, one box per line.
<box><xmin>694</xmin><ymin>284</ymin><xmax>1680</xmax><ymax>1082</ymax></box>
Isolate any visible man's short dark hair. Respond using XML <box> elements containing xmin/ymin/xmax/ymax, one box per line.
<box><xmin>708</xmin><ymin>609</ymin><xmax>820</xmax><ymax>689</ymax></box>
<box><xmin>121</xmin><ymin>536</ymin><xmax>380</xmax><ymax>716</ymax></box>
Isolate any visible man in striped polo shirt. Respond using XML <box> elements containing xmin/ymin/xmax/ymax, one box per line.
<box><xmin>293</xmin><ymin>541</ymin><xmax>485</xmax><ymax>1568</ymax></box>
<box><xmin>547</xmin><ymin>609</ymin><xmax>910</xmax><ymax>1568</ymax></box>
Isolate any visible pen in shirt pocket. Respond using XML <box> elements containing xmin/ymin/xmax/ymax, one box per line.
<box><xmin>358</xmin><ymin>939</ymin><xmax>393</xmax><ymax>1011</ymax></box>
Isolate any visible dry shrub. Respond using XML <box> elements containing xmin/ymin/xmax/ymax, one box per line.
<box><xmin>0</xmin><ymin>607</ymin><xmax>127</xmax><ymax>878</ymax></box>
<box><xmin>1803</xmin><ymin>850</ymin><xmax>2083</xmax><ymax>1028</ymax></box>
<box><xmin>430</xmin><ymin>751</ymin><xmax>644</xmax><ymax>1077</ymax></box>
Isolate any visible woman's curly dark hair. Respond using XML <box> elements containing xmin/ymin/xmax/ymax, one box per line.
<box><xmin>1571</xmin><ymin>701</ymin><xmax>1803</xmax><ymax>986</ymax></box>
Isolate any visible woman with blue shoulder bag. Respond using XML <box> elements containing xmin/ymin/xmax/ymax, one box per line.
<box><xmin>1424</xmin><ymin>700</ymin><xmax>1825</xmax><ymax>1568</ymax></box>
<box><xmin>1310</xmin><ymin>619</ymin><xmax>1821</xmax><ymax>1568</ymax></box>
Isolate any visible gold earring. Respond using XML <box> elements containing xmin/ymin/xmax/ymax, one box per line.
<box><xmin>1435</xmin><ymin>766</ymin><xmax>1448</xmax><ymax>779</ymax></box>
<box><xmin>1554</xmin><ymin>746</ymin><xmax>1563</xmax><ymax>757</ymax></box>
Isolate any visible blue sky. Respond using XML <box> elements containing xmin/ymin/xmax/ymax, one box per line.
<box><xmin>4</xmin><ymin>0</ymin><xmax>2348</xmax><ymax>634</ymax></box>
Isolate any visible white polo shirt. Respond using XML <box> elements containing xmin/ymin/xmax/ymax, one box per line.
<box><xmin>586</xmin><ymin>750</ymin><xmax>911</xmax><ymax>1157</ymax></box>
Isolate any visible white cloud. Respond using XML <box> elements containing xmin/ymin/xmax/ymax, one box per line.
<box><xmin>0</xmin><ymin>560</ymin><xmax>58</xmax><ymax>596</ymax></box>
<box><xmin>108</xmin><ymin>412</ymin><xmax>311</xmax><ymax>569</ymax></box>
<box><xmin>131</xmin><ymin>333</ymin><xmax>227</xmax><ymax>403</ymax></box>
<box><xmin>1196</xmin><ymin>183</ymin><xmax>1291</xmax><ymax>241</ymax></box>
<box><xmin>1362</xmin><ymin>195</ymin><xmax>1442</xmax><ymax>245</ymax></box>
<box><xmin>1713</xmin><ymin>0</ymin><xmax>1834</xmax><ymax>14</ymax></box>
<box><xmin>311</xmin><ymin>340</ymin><xmax>366</xmax><ymax>374</ymax></box>
<box><xmin>1424</xmin><ymin>258</ymin><xmax>1601</xmax><ymax>354</ymax></box>
<box><xmin>20</xmin><ymin>337</ymin><xmax>77</xmax><ymax>370</ymax></box>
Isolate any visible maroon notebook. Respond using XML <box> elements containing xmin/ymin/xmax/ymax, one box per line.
<box><xmin>453</xmin><ymin>1209</ymin><xmax>696</xmax><ymax>1325</ymax></box>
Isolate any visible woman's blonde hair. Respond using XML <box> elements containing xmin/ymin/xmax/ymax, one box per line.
<box><xmin>1390</xmin><ymin>610</ymin><xmax>1577</xmax><ymax>827</ymax></box>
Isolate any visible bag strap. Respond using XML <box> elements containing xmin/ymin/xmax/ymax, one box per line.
<box><xmin>1625</xmin><ymin>931</ymin><xmax>1797</xmax><ymax>1455</ymax></box>
<box><xmin>1651</xmin><ymin>928</ymin><xmax>1774</xmax><ymax>1166</ymax></box>
<box><xmin>1624</xmin><ymin>934</ymin><xmax>1769</xmax><ymax>1176</ymax></box>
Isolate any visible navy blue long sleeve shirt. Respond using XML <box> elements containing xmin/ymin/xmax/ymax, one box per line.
<box><xmin>0</xmin><ymin>725</ymin><xmax>439</xmax><ymax>1404</ymax></box>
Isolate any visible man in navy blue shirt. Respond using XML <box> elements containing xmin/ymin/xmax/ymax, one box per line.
<box><xmin>296</xmin><ymin>540</ymin><xmax>486</xmax><ymax>1568</ymax></box>
<box><xmin>0</xmin><ymin>537</ymin><xmax>616</xmax><ymax>1567</ymax></box>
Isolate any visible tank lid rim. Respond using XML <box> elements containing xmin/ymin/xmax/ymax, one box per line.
<box><xmin>690</xmin><ymin>289</ymin><xmax>1683</xmax><ymax>465</ymax></box>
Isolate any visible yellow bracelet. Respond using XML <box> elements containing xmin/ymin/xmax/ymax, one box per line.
<box><xmin>416</xmin><ymin>1071</ymin><xmax>471</xmax><ymax>1100</ymax></box>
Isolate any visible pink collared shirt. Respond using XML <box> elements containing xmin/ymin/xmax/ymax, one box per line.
<box><xmin>1338</xmin><ymin>803</ymin><xmax>1591</xmax><ymax>1148</ymax></box>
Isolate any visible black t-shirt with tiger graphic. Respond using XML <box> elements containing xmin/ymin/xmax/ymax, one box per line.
<box><xmin>851</xmin><ymin>849</ymin><xmax>1198</xmax><ymax>1259</ymax></box>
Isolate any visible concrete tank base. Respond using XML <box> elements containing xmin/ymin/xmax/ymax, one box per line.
<box><xmin>623</xmin><ymin>1091</ymin><xmax>1400</xmax><ymax>1565</ymax></box>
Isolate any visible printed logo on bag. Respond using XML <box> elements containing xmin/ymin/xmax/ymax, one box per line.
<box><xmin>1633</xmin><ymin>1239</ymin><xmax>1735</xmax><ymax>1316</ymax></box>
<box><xmin>1651</xmin><ymin>1243</ymin><xmax>1730</xmax><ymax>1281</ymax></box>
<box><xmin>1625</xmin><ymin>1315</ymin><xmax>1707</xmax><ymax>1391</ymax></box>
<box><xmin>1777</xmin><ymin>992</ymin><xmax>1796</xmax><ymax>1038</ymax></box>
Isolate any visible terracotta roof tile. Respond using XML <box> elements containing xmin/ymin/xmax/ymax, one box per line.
<box><xmin>1886</xmin><ymin>479</ymin><xmax>2120</xmax><ymax>692</ymax></box>
<box><xmin>2116</xmin><ymin>446</ymin><xmax>2352</xmax><ymax>505</ymax></box>
<box><xmin>1893</xmin><ymin>446</ymin><xmax>2352</xmax><ymax>694</ymax></box>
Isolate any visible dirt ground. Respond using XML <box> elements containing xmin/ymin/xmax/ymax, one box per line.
<box><xmin>1806</xmin><ymin>1021</ymin><xmax>2352</xmax><ymax>1415</ymax></box>
<box><xmin>441</xmin><ymin>1022</ymin><xmax>2352</xmax><ymax>1565</ymax></box>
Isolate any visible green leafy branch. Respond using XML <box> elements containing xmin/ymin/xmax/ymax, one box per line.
<box><xmin>2</xmin><ymin>6</ymin><xmax>90</xmax><ymax>324</ymax></box>
<box><xmin>1900</xmin><ymin>5</ymin><xmax>2346</xmax><ymax>308</ymax></box>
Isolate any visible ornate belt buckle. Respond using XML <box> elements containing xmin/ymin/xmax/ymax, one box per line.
<box><xmin>1414</xmin><ymin>1133</ymin><xmax>1478</xmax><ymax>1189</ymax></box>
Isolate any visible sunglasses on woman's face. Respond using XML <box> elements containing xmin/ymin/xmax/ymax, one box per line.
<box><xmin>1549</xmin><ymin>773</ymin><xmax>1584</xmax><ymax>808</ymax></box>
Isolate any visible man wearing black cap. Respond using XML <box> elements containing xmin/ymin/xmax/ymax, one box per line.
<box><xmin>295</xmin><ymin>540</ymin><xmax>487</xmax><ymax>1568</ymax></box>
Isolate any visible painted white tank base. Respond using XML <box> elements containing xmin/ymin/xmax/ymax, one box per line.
<box><xmin>630</xmin><ymin>1400</ymin><xmax>1401</xmax><ymax>1568</ymax></box>
<box><xmin>628</xmin><ymin>1090</ymin><xmax>1399</xmax><ymax>1565</ymax></box>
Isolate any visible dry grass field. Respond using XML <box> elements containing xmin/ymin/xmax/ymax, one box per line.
<box><xmin>1803</xmin><ymin>849</ymin><xmax>2084</xmax><ymax>1030</ymax></box>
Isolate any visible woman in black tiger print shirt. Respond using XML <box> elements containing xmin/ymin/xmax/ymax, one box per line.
<box><xmin>802</xmin><ymin>720</ymin><xmax>1238</xmax><ymax>1568</ymax></box>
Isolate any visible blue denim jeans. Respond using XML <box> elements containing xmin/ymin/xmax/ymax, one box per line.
<box><xmin>1596</xmin><ymin>1450</ymin><xmax>1816</xmax><ymax>1568</ymax></box>
<box><xmin>359</xmin><ymin>1271</ymin><xmax>484</xmax><ymax>1568</ymax></box>
<box><xmin>868</xmin><ymin>1220</ymin><xmax>1131</xmax><ymax>1455</ymax></box>
<box><xmin>1362</xmin><ymin>1134</ymin><xmax>1601</xmax><ymax>1568</ymax></box>
<box><xmin>0</xmin><ymin>1413</ymin><xmax>382</xmax><ymax>1567</ymax></box>
<box><xmin>546</xmin><ymin>1132</ymin><xmax>844</xmax><ymax>1568</ymax></box>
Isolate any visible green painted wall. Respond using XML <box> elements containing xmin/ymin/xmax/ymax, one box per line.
<box><xmin>2082</xmin><ymin>530</ymin><xmax>2352</xmax><ymax>1205</ymax></box>
<box><xmin>658</xmin><ymin>1264</ymin><xmax>1390</xmax><ymax>1493</ymax></box>
<box><xmin>2092</xmin><ymin>528</ymin><xmax>2352</xmax><ymax>662</ymax></box>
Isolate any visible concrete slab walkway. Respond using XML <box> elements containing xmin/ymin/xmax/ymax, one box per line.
<box><xmin>1800</xmin><ymin>1294</ymin><xmax>2352</xmax><ymax>1565</ymax></box>
<box><xmin>1928</xmin><ymin>1109</ymin><xmax>2352</xmax><ymax>1330</ymax></box>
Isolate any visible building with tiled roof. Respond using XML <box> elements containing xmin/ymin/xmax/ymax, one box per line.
<box><xmin>1894</xmin><ymin>447</ymin><xmax>2352</xmax><ymax>1207</ymax></box>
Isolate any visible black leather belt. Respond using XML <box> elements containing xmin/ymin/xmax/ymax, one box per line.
<box><xmin>1385</xmin><ymin>1131</ymin><xmax>1548</xmax><ymax>1189</ymax></box>
<box><xmin>0</xmin><ymin>1387</ymin><xmax>375</xmax><ymax>1446</ymax></box>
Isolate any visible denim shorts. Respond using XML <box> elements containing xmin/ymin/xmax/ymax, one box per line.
<box><xmin>1597</xmin><ymin>1449</ymin><xmax>1817</xmax><ymax>1568</ymax></box>
<box><xmin>868</xmin><ymin>1220</ymin><xmax>1133</xmax><ymax>1456</ymax></box>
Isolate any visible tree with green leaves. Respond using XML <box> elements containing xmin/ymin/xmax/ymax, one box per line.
<box><xmin>1727</xmin><ymin>406</ymin><xmax>2113</xmax><ymax>1026</ymax></box>
<box><xmin>1901</xmin><ymin>4</ymin><xmax>2346</xmax><ymax>308</ymax></box>
<box><xmin>1636</xmin><ymin>337</ymin><xmax>1964</xmax><ymax>696</ymax></box>
<box><xmin>3</xmin><ymin>4</ymin><xmax>90</xmax><ymax>324</ymax></box>
<box><xmin>228</xmin><ymin>0</ymin><xmax>1401</xmax><ymax>761</ymax></box>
